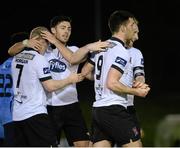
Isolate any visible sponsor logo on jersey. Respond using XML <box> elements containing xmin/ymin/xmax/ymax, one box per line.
<box><xmin>16</xmin><ymin>53</ymin><xmax>35</xmax><ymax>60</ymax></box>
<box><xmin>49</xmin><ymin>59</ymin><xmax>66</xmax><ymax>72</ymax></box>
<box><xmin>43</xmin><ymin>67</ymin><xmax>50</xmax><ymax>74</ymax></box>
<box><xmin>115</xmin><ymin>57</ymin><xmax>127</xmax><ymax>67</ymax></box>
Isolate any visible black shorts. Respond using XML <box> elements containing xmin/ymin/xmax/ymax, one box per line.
<box><xmin>12</xmin><ymin>113</ymin><xmax>57</xmax><ymax>147</ymax></box>
<box><xmin>127</xmin><ymin>105</ymin><xmax>141</xmax><ymax>136</ymax></box>
<box><xmin>92</xmin><ymin>105</ymin><xmax>141</xmax><ymax>146</ymax></box>
<box><xmin>0</xmin><ymin>138</ymin><xmax>3</xmax><ymax>146</ymax></box>
<box><xmin>3</xmin><ymin>122</ymin><xmax>15</xmax><ymax>146</ymax></box>
<box><xmin>47</xmin><ymin>102</ymin><xmax>89</xmax><ymax>146</ymax></box>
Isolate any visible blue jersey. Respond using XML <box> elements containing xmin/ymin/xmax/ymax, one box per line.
<box><xmin>0</xmin><ymin>57</ymin><xmax>13</xmax><ymax>125</ymax></box>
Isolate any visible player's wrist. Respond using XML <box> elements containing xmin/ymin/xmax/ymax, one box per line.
<box><xmin>22</xmin><ymin>39</ymin><xmax>29</xmax><ymax>47</ymax></box>
<box><xmin>84</xmin><ymin>44</ymin><xmax>92</xmax><ymax>53</ymax></box>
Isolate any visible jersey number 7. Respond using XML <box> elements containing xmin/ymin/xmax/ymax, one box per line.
<box><xmin>16</xmin><ymin>64</ymin><xmax>24</xmax><ymax>88</ymax></box>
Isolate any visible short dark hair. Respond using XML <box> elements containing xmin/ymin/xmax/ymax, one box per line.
<box><xmin>50</xmin><ymin>15</ymin><xmax>72</xmax><ymax>28</ymax></box>
<box><xmin>108</xmin><ymin>10</ymin><xmax>135</xmax><ymax>34</ymax></box>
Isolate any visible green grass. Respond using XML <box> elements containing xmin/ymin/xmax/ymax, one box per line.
<box><xmin>135</xmin><ymin>95</ymin><xmax>180</xmax><ymax>146</ymax></box>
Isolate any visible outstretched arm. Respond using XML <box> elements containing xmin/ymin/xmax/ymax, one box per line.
<box><xmin>41</xmin><ymin>30</ymin><xmax>109</xmax><ymax>65</ymax></box>
<box><xmin>42</xmin><ymin>72</ymin><xmax>83</xmax><ymax>92</ymax></box>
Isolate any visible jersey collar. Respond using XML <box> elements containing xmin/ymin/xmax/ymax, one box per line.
<box><xmin>24</xmin><ymin>47</ymin><xmax>40</xmax><ymax>54</ymax></box>
<box><xmin>110</xmin><ymin>37</ymin><xmax>125</xmax><ymax>47</ymax></box>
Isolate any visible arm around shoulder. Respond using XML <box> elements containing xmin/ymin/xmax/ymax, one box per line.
<box><xmin>8</xmin><ymin>40</ymin><xmax>27</xmax><ymax>56</ymax></box>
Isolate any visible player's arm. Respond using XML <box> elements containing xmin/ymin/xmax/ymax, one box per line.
<box><xmin>135</xmin><ymin>76</ymin><xmax>145</xmax><ymax>83</ymax></box>
<box><xmin>41</xmin><ymin>72</ymin><xmax>83</xmax><ymax>92</ymax></box>
<box><xmin>41</xmin><ymin>30</ymin><xmax>109</xmax><ymax>65</ymax></box>
<box><xmin>8</xmin><ymin>41</ymin><xmax>26</xmax><ymax>56</ymax></box>
<box><xmin>69</xmin><ymin>40</ymin><xmax>109</xmax><ymax>65</ymax></box>
<box><xmin>81</xmin><ymin>61</ymin><xmax>95</xmax><ymax>80</ymax></box>
<box><xmin>8</xmin><ymin>36</ymin><xmax>42</xmax><ymax>56</ymax></box>
<box><xmin>41</xmin><ymin>30</ymin><xmax>74</xmax><ymax>62</ymax></box>
<box><xmin>133</xmin><ymin>76</ymin><xmax>149</xmax><ymax>89</ymax></box>
<box><xmin>133</xmin><ymin>52</ymin><xmax>146</xmax><ymax>88</ymax></box>
<box><xmin>106</xmin><ymin>67</ymin><xmax>149</xmax><ymax>97</ymax></box>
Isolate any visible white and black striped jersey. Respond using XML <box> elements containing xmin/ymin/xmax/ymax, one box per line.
<box><xmin>89</xmin><ymin>37</ymin><xmax>130</xmax><ymax>108</ymax></box>
<box><xmin>45</xmin><ymin>46</ymin><xmax>79</xmax><ymax>106</ymax></box>
<box><xmin>11</xmin><ymin>48</ymin><xmax>52</xmax><ymax>121</ymax></box>
<box><xmin>120</xmin><ymin>47</ymin><xmax>145</xmax><ymax>106</ymax></box>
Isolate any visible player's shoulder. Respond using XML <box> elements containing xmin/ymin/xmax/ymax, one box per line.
<box><xmin>108</xmin><ymin>39</ymin><xmax>123</xmax><ymax>49</ymax></box>
<box><xmin>108</xmin><ymin>45</ymin><xmax>129</xmax><ymax>60</ymax></box>
<box><xmin>3</xmin><ymin>57</ymin><xmax>13</xmax><ymax>63</ymax></box>
<box><xmin>35</xmin><ymin>52</ymin><xmax>47</xmax><ymax>61</ymax></box>
<box><xmin>26</xmin><ymin>50</ymin><xmax>42</xmax><ymax>61</ymax></box>
<box><xmin>21</xmin><ymin>49</ymin><xmax>46</xmax><ymax>64</ymax></box>
<box><xmin>107</xmin><ymin>41</ymin><xmax>125</xmax><ymax>55</ymax></box>
<box><xmin>1</xmin><ymin>57</ymin><xmax>13</xmax><ymax>70</ymax></box>
<box><xmin>129</xmin><ymin>47</ymin><xmax>141</xmax><ymax>52</ymax></box>
<box><xmin>129</xmin><ymin>47</ymin><xmax>143</xmax><ymax>55</ymax></box>
<box><xmin>32</xmin><ymin>53</ymin><xmax>49</xmax><ymax>68</ymax></box>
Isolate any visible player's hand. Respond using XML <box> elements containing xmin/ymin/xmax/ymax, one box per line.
<box><xmin>41</xmin><ymin>30</ymin><xmax>58</xmax><ymax>45</ymax></box>
<box><xmin>133</xmin><ymin>81</ymin><xmax>149</xmax><ymax>89</ymax></box>
<box><xmin>68</xmin><ymin>72</ymin><xmax>84</xmax><ymax>84</ymax></box>
<box><xmin>26</xmin><ymin>36</ymin><xmax>44</xmax><ymax>51</ymax></box>
<box><xmin>86</xmin><ymin>40</ymin><xmax>110</xmax><ymax>53</ymax></box>
<box><xmin>135</xmin><ymin>86</ymin><xmax>150</xmax><ymax>97</ymax></box>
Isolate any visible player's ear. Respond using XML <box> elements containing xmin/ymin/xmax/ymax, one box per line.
<box><xmin>120</xmin><ymin>25</ymin><xmax>126</xmax><ymax>33</ymax></box>
<box><xmin>51</xmin><ymin>27</ymin><xmax>56</xmax><ymax>34</ymax></box>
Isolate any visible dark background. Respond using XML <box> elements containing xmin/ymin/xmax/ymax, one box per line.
<box><xmin>1</xmin><ymin>0</ymin><xmax>180</xmax><ymax>146</ymax></box>
<box><xmin>1</xmin><ymin>0</ymin><xmax>180</xmax><ymax>98</ymax></box>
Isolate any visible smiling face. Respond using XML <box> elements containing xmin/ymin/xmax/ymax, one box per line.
<box><xmin>51</xmin><ymin>21</ymin><xmax>72</xmax><ymax>45</ymax></box>
<box><xmin>124</xmin><ymin>18</ymin><xmax>137</xmax><ymax>42</ymax></box>
<box><xmin>126</xmin><ymin>21</ymin><xmax>139</xmax><ymax>48</ymax></box>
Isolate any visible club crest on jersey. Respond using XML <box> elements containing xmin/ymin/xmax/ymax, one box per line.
<box><xmin>115</xmin><ymin>57</ymin><xmax>127</xmax><ymax>67</ymax></box>
<box><xmin>43</xmin><ymin>67</ymin><xmax>50</xmax><ymax>74</ymax></box>
<box><xmin>49</xmin><ymin>59</ymin><xmax>66</xmax><ymax>72</ymax></box>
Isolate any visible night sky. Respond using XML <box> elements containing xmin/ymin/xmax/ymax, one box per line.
<box><xmin>1</xmin><ymin>0</ymin><xmax>180</xmax><ymax>99</ymax></box>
